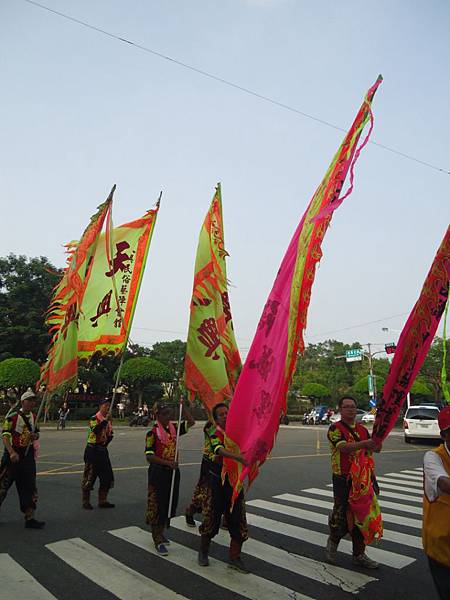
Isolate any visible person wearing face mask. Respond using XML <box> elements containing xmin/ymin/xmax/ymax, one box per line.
<box><xmin>81</xmin><ymin>398</ymin><xmax>115</xmax><ymax>510</ymax></box>
<box><xmin>326</xmin><ymin>395</ymin><xmax>381</xmax><ymax>569</ymax></box>
<box><xmin>422</xmin><ymin>405</ymin><xmax>450</xmax><ymax>600</ymax></box>
<box><xmin>0</xmin><ymin>390</ymin><xmax>45</xmax><ymax>529</ymax></box>
<box><xmin>197</xmin><ymin>402</ymin><xmax>249</xmax><ymax>573</ymax></box>
<box><xmin>145</xmin><ymin>400</ymin><xmax>195</xmax><ymax>556</ymax></box>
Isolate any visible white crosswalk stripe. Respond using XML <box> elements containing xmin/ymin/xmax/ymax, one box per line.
<box><xmin>0</xmin><ymin>554</ymin><xmax>57</xmax><ymax>599</ymax></box>
<box><xmin>169</xmin><ymin>517</ymin><xmax>377</xmax><ymax>594</ymax></box>
<box><xmin>247</xmin><ymin>499</ymin><xmax>422</xmax><ymax>549</ymax></box>
<box><xmin>326</xmin><ymin>483</ymin><xmax>423</xmax><ymax>502</ymax></box>
<box><xmin>302</xmin><ymin>488</ymin><xmax>422</xmax><ymax>515</ymax></box>
<box><xmin>401</xmin><ymin>470</ymin><xmax>423</xmax><ymax>475</ymax></box>
<box><xmin>46</xmin><ymin>538</ymin><xmax>188</xmax><ymax>599</ymax></box>
<box><xmin>110</xmin><ymin>525</ymin><xmax>316</xmax><ymax>600</ymax></box>
<box><xmin>274</xmin><ymin>493</ymin><xmax>422</xmax><ymax>529</ymax></box>
<box><xmin>1</xmin><ymin>467</ymin><xmax>424</xmax><ymax>600</ymax></box>
<box><xmin>376</xmin><ymin>476</ymin><xmax>422</xmax><ymax>488</ymax></box>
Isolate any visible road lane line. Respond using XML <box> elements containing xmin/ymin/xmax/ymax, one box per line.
<box><xmin>275</xmin><ymin>494</ymin><xmax>422</xmax><ymax>529</ymax></box>
<box><xmin>246</xmin><ymin>514</ymin><xmax>415</xmax><ymax>569</ymax></box>
<box><xmin>46</xmin><ymin>538</ymin><xmax>188</xmax><ymax>600</ymax></box>
<box><xmin>167</xmin><ymin>518</ymin><xmax>375</xmax><ymax>594</ymax></box>
<box><xmin>110</xmin><ymin>526</ymin><xmax>318</xmax><ymax>600</ymax></box>
<box><xmin>0</xmin><ymin>554</ymin><xmax>57</xmax><ymax>599</ymax></box>
<box><xmin>247</xmin><ymin>500</ymin><xmax>422</xmax><ymax>549</ymax></box>
<box><xmin>326</xmin><ymin>484</ymin><xmax>423</xmax><ymax>502</ymax></box>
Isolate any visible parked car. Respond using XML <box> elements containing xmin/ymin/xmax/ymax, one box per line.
<box><xmin>403</xmin><ymin>405</ymin><xmax>441</xmax><ymax>443</ymax></box>
<box><xmin>329</xmin><ymin>409</ymin><xmax>366</xmax><ymax>425</ymax></box>
<box><xmin>361</xmin><ymin>411</ymin><xmax>375</xmax><ymax>424</ymax></box>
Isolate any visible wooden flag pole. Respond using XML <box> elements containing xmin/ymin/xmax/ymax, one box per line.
<box><xmin>167</xmin><ymin>397</ymin><xmax>183</xmax><ymax>528</ymax></box>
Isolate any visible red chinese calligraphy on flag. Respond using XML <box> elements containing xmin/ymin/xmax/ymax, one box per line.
<box><xmin>372</xmin><ymin>227</ymin><xmax>450</xmax><ymax>443</ymax></box>
<box><xmin>223</xmin><ymin>77</ymin><xmax>383</xmax><ymax>501</ymax></box>
<box><xmin>40</xmin><ymin>190</ymin><xmax>114</xmax><ymax>393</ymax></box>
<box><xmin>184</xmin><ymin>184</ymin><xmax>241</xmax><ymax>412</ymax></box>
<box><xmin>77</xmin><ymin>204</ymin><xmax>159</xmax><ymax>359</ymax></box>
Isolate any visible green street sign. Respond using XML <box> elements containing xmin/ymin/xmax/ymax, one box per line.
<box><xmin>345</xmin><ymin>348</ymin><xmax>362</xmax><ymax>362</ymax></box>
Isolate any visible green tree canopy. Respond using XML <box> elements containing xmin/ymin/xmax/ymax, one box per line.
<box><xmin>301</xmin><ymin>382</ymin><xmax>331</xmax><ymax>400</ymax></box>
<box><xmin>0</xmin><ymin>254</ymin><xmax>61</xmax><ymax>362</ymax></box>
<box><xmin>120</xmin><ymin>357</ymin><xmax>171</xmax><ymax>407</ymax></box>
<box><xmin>410</xmin><ymin>379</ymin><xmax>433</xmax><ymax>399</ymax></box>
<box><xmin>78</xmin><ymin>365</ymin><xmax>109</xmax><ymax>394</ymax></box>
<box><xmin>0</xmin><ymin>357</ymin><xmax>40</xmax><ymax>396</ymax></box>
<box><xmin>149</xmin><ymin>340</ymin><xmax>187</xmax><ymax>400</ymax></box>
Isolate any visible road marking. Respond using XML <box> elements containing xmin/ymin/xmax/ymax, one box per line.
<box><xmin>0</xmin><ymin>554</ymin><xmax>57</xmax><ymax>599</ymax></box>
<box><xmin>386</xmin><ymin>472</ymin><xmax>423</xmax><ymax>481</ymax></box>
<box><xmin>401</xmin><ymin>470</ymin><xmax>423</xmax><ymax>476</ymax></box>
<box><xmin>247</xmin><ymin>500</ymin><xmax>422</xmax><ymax>549</ymax></box>
<box><xmin>377</xmin><ymin>477</ymin><xmax>422</xmax><ymax>488</ymax></box>
<box><xmin>46</xmin><ymin>538</ymin><xmax>187</xmax><ymax>599</ymax></box>
<box><xmin>169</xmin><ymin>517</ymin><xmax>376</xmax><ymax>594</ymax></box>
<box><xmin>275</xmin><ymin>494</ymin><xmax>422</xmax><ymax>529</ymax></box>
<box><xmin>372</xmin><ymin>480</ymin><xmax>422</xmax><ymax>495</ymax></box>
<box><xmin>246</xmin><ymin>514</ymin><xmax>415</xmax><ymax>569</ymax></box>
<box><xmin>302</xmin><ymin>488</ymin><xmax>423</xmax><ymax>513</ymax></box>
<box><xmin>110</xmin><ymin>526</ymin><xmax>316</xmax><ymax>600</ymax></box>
<box><xmin>326</xmin><ymin>483</ymin><xmax>423</xmax><ymax>502</ymax></box>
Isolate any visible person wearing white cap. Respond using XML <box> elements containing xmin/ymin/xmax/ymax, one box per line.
<box><xmin>0</xmin><ymin>390</ymin><xmax>45</xmax><ymax>528</ymax></box>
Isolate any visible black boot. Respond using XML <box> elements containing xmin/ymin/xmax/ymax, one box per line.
<box><xmin>25</xmin><ymin>518</ymin><xmax>45</xmax><ymax>529</ymax></box>
<box><xmin>198</xmin><ymin>536</ymin><xmax>210</xmax><ymax>567</ymax></box>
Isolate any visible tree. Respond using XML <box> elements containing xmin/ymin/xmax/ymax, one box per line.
<box><xmin>410</xmin><ymin>380</ymin><xmax>433</xmax><ymax>401</ymax></box>
<box><xmin>120</xmin><ymin>357</ymin><xmax>171</xmax><ymax>407</ymax></box>
<box><xmin>149</xmin><ymin>340</ymin><xmax>187</xmax><ymax>401</ymax></box>
<box><xmin>418</xmin><ymin>337</ymin><xmax>449</xmax><ymax>401</ymax></box>
<box><xmin>0</xmin><ymin>357</ymin><xmax>40</xmax><ymax>397</ymax></box>
<box><xmin>0</xmin><ymin>254</ymin><xmax>61</xmax><ymax>362</ymax></box>
<box><xmin>77</xmin><ymin>366</ymin><xmax>109</xmax><ymax>394</ymax></box>
<box><xmin>301</xmin><ymin>382</ymin><xmax>331</xmax><ymax>401</ymax></box>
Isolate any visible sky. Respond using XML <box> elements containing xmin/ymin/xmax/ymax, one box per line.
<box><xmin>1</xmin><ymin>0</ymin><xmax>449</xmax><ymax>360</ymax></box>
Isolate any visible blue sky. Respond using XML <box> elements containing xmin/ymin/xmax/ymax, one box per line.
<box><xmin>1</xmin><ymin>0</ymin><xmax>449</xmax><ymax>358</ymax></box>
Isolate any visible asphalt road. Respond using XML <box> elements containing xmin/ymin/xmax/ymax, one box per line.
<box><xmin>0</xmin><ymin>422</ymin><xmax>439</xmax><ymax>600</ymax></box>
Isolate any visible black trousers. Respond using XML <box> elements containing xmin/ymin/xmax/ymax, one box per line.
<box><xmin>82</xmin><ymin>445</ymin><xmax>114</xmax><ymax>491</ymax></box>
<box><xmin>428</xmin><ymin>557</ymin><xmax>450</xmax><ymax>600</ymax></box>
<box><xmin>0</xmin><ymin>450</ymin><xmax>37</xmax><ymax>514</ymax></box>
<box><xmin>199</xmin><ymin>474</ymin><xmax>248</xmax><ymax>542</ymax></box>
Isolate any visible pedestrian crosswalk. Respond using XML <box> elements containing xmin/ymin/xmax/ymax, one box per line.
<box><xmin>1</xmin><ymin>467</ymin><xmax>426</xmax><ymax>600</ymax></box>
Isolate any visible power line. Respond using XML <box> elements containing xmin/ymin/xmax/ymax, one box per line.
<box><xmin>22</xmin><ymin>0</ymin><xmax>449</xmax><ymax>175</ymax></box>
<box><xmin>305</xmin><ymin>312</ymin><xmax>409</xmax><ymax>339</ymax></box>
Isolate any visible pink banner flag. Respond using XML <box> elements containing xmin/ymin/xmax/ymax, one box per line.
<box><xmin>372</xmin><ymin>227</ymin><xmax>450</xmax><ymax>443</ymax></box>
<box><xmin>223</xmin><ymin>76</ymin><xmax>383</xmax><ymax>500</ymax></box>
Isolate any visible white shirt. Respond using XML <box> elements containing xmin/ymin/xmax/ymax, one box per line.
<box><xmin>423</xmin><ymin>443</ymin><xmax>450</xmax><ymax>502</ymax></box>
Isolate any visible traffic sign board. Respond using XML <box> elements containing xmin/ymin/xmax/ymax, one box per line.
<box><xmin>385</xmin><ymin>343</ymin><xmax>397</xmax><ymax>355</ymax></box>
<box><xmin>345</xmin><ymin>348</ymin><xmax>362</xmax><ymax>362</ymax></box>
<box><xmin>368</xmin><ymin>374</ymin><xmax>374</xmax><ymax>396</ymax></box>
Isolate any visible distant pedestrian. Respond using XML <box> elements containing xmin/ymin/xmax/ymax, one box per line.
<box><xmin>145</xmin><ymin>401</ymin><xmax>195</xmax><ymax>556</ymax></box>
<box><xmin>57</xmin><ymin>403</ymin><xmax>69</xmax><ymax>430</ymax></box>
<box><xmin>117</xmin><ymin>401</ymin><xmax>125</xmax><ymax>420</ymax></box>
<box><xmin>0</xmin><ymin>390</ymin><xmax>45</xmax><ymax>529</ymax></box>
<box><xmin>81</xmin><ymin>398</ymin><xmax>115</xmax><ymax>510</ymax></box>
<box><xmin>423</xmin><ymin>405</ymin><xmax>450</xmax><ymax>600</ymax></box>
<box><xmin>325</xmin><ymin>395</ymin><xmax>382</xmax><ymax>569</ymax></box>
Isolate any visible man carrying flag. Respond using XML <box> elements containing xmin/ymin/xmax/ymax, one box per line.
<box><xmin>81</xmin><ymin>397</ymin><xmax>115</xmax><ymax>509</ymax></box>
<box><xmin>326</xmin><ymin>396</ymin><xmax>382</xmax><ymax>568</ymax></box>
<box><xmin>197</xmin><ymin>403</ymin><xmax>249</xmax><ymax>572</ymax></box>
<box><xmin>0</xmin><ymin>391</ymin><xmax>45</xmax><ymax>529</ymax></box>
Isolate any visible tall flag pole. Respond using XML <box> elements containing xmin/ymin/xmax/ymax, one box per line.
<box><xmin>77</xmin><ymin>196</ymin><xmax>161</xmax><ymax>411</ymax></box>
<box><xmin>39</xmin><ymin>187</ymin><xmax>115</xmax><ymax>394</ymax></box>
<box><xmin>223</xmin><ymin>76</ymin><xmax>383</xmax><ymax>501</ymax></box>
<box><xmin>372</xmin><ymin>227</ymin><xmax>450</xmax><ymax>442</ymax></box>
<box><xmin>184</xmin><ymin>184</ymin><xmax>241</xmax><ymax>412</ymax></box>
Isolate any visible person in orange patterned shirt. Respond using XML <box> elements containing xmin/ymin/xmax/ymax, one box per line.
<box><xmin>145</xmin><ymin>401</ymin><xmax>195</xmax><ymax>556</ymax></box>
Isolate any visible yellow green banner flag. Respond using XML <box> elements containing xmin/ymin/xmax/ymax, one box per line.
<box><xmin>40</xmin><ymin>191</ymin><xmax>114</xmax><ymax>393</ymax></box>
<box><xmin>77</xmin><ymin>204</ymin><xmax>159</xmax><ymax>359</ymax></box>
<box><xmin>184</xmin><ymin>184</ymin><xmax>241</xmax><ymax>412</ymax></box>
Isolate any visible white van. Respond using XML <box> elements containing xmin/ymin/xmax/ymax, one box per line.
<box><xmin>403</xmin><ymin>405</ymin><xmax>441</xmax><ymax>443</ymax></box>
